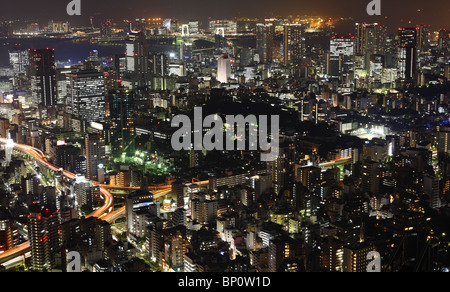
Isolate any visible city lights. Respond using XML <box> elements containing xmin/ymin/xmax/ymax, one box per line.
<box><xmin>0</xmin><ymin>0</ymin><xmax>447</xmax><ymax>280</ymax></box>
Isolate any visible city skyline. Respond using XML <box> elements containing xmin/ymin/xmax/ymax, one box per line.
<box><xmin>0</xmin><ymin>0</ymin><xmax>449</xmax><ymax>275</ymax></box>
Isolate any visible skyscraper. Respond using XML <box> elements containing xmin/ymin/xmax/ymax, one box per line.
<box><xmin>283</xmin><ymin>24</ymin><xmax>303</xmax><ymax>67</ymax></box>
<box><xmin>108</xmin><ymin>84</ymin><xmax>135</xmax><ymax>154</ymax></box>
<box><xmin>122</xmin><ymin>30</ymin><xmax>150</xmax><ymax>93</ymax></box>
<box><xmin>9</xmin><ymin>47</ymin><xmax>29</xmax><ymax>75</ymax></box>
<box><xmin>28</xmin><ymin>204</ymin><xmax>60</xmax><ymax>271</ymax></box>
<box><xmin>217</xmin><ymin>54</ymin><xmax>231</xmax><ymax>83</ymax></box>
<box><xmin>85</xmin><ymin>132</ymin><xmax>106</xmax><ymax>182</ymax></box>
<box><xmin>29</xmin><ymin>49</ymin><xmax>57</xmax><ymax>109</ymax></box>
<box><xmin>355</xmin><ymin>23</ymin><xmax>386</xmax><ymax>71</ymax></box>
<box><xmin>397</xmin><ymin>27</ymin><xmax>418</xmax><ymax>82</ymax></box>
<box><xmin>256</xmin><ymin>23</ymin><xmax>275</xmax><ymax>64</ymax></box>
<box><xmin>328</xmin><ymin>35</ymin><xmax>355</xmax><ymax>80</ymax></box>
<box><xmin>66</xmin><ymin>69</ymin><xmax>106</xmax><ymax>123</ymax></box>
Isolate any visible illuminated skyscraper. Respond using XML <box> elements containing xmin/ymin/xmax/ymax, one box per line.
<box><xmin>29</xmin><ymin>49</ymin><xmax>57</xmax><ymax>108</ymax></box>
<box><xmin>28</xmin><ymin>204</ymin><xmax>60</xmax><ymax>272</ymax></box>
<box><xmin>283</xmin><ymin>24</ymin><xmax>303</xmax><ymax>67</ymax></box>
<box><xmin>217</xmin><ymin>54</ymin><xmax>231</xmax><ymax>83</ymax></box>
<box><xmin>66</xmin><ymin>69</ymin><xmax>105</xmax><ymax>122</ymax></box>
<box><xmin>328</xmin><ymin>35</ymin><xmax>355</xmax><ymax>80</ymax></box>
<box><xmin>397</xmin><ymin>27</ymin><xmax>418</xmax><ymax>82</ymax></box>
<box><xmin>256</xmin><ymin>23</ymin><xmax>275</xmax><ymax>64</ymax></box>
<box><xmin>9</xmin><ymin>47</ymin><xmax>29</xmax><ymax>75</ymax></box>
<box><xmin>85</xmin><ymin>132</ymin><xmax>106</xmax><ymax>182</ymax></box>
<box><xmin>355</xmin><ymin>23</ymin><xmax>386</xmax><ymax>71</ymax></box>
<box><xmin>122</xmin><ymin>30</ymin><xmax>150</xmax><ymax>93</ymax></box>
<box><xmin>108</xmin><ymin>84</ymin><xmax>135</xmax><ymax>154</ymax></box>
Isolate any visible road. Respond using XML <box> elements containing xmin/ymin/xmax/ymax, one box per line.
<box><xmin>0</xmin><ymin>138</ymin><xmax>208</xmax><ymax>265</ymax></box>
<box><xmin>0</xmin><ymin>138</ymin><xmax>115</xmax><ymax>264</ymax></box>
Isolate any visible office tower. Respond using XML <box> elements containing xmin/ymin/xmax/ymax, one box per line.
<box><xmin>217</xmin><ymin>54</ymin><xmax>231</xmax><ymax>83</ymax></box>
<box><xmin>28</xmin><ymin>204</ymin><xmax>60</xmax><ymax>271</ymax></box>
<box><xmin>397</xmin><ymin>27</ymin><xmax>418</xmax><ymax>82</ymax></box>
<box><xmin>122</xmin><ymin>30</ymin><xmax>150</xmax><ymax>93</ymax></box>
<box><xmin>355</xmin><ymin>23</ymin><xmax>386</xmax><ymax>71</ymax></box>
<box><xmin>29</xmin><ymin>49</ymin><xmax>57</xmax><ymax>109</ymax></box>
<box><xmin>342</xmin><ymin>243</ymin><xmax>374</xmax><ymax>272</ymax></box>
<box><xmin>66</xmin><ymin>69</ymin><xmax>106</xmax><ymax>123</ymax></box>
<box><xmin>149</xmin><ymin>53</ymin><xmax>169</xmax><ymax>77</ymax></box>
<box><xmin>416</xmin><ymin>25</ymin><xmax>430</xmax><ymax>52</ymax></box>
<box><xmin>283</xmin><ymin>24</ymin><xmax>303</xmax><ymax>67</ymax></box>
<box><xmin>361</xmin><ymin>161</ymin><xmax>380</xmax><ymax>194</ymax></box>
<box><xmin>85</xmin><ymin>132</ymin><xmax>106</xmax><ymax>182</ymax></box>
<box><xmin>424</xmin><ymin>174</ymin><xmax>441</xmax><ymax>209</ymax></box>
<box><xmin>256</xmin><ymin>23</ymin><xmax>275</xmax><ymax>64</ymax></box>
<box><xmin>108</xmin><ymin>84</ymin><xmax>135</xmax><ymax>154</ymax></box>
<box><xmin>9</xmin><ymin>47</ymin><xmax>29</xmax><ymax>75</ymax></box>
<box><xmin>328</xmin><ymin>35</ymin><xmax>355</xmax><ymax>80</ymax></box>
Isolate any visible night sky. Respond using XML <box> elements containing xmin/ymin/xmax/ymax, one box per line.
<box><xmin>2</xmin><ymin>0</ymin><xmax>449</xmax><ymax>30</ymax></box>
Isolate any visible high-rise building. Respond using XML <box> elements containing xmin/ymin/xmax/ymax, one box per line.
<box><xmin>361</xmin><ymin>161</ymin><xmax>380</xmax><ymax>194</ymax></box>
<box><xmin>9</xmin><ymin>47</ymin><xmax>29</xmax><ymax>75</ymax></box>
<box><xmin>28</xmin><ymin>204</ymin><xmax>60</xmax><ymax>271</ymax></box>
<box><xmin>416</xmin><ymin>25</ymin><xmax>430</xmax><ymax>52</ymax></box>
<box><xmin>424</xmin><ymin>174</ymin><xmax>441</xmax><ymax>209</ymax></box>
<box><xmin>283</xmin><ymin>24</ymin><xmax>303</xmax><ymax>67</ymax></box>
<box><xmin>108</xmin><ymin>84</ymin><xmax>135</xmax><ymax>154</ymax></box>
<box><xmin>85</xmin><ymin>132</ymin><xmax>106</xmax><ymax>182</ymax></box>
<box><xmin>29</xmin><ymin>49</ymin><xmax>57</xmax><ymax>108</ymax></box>
<box><xmin>217</xmin><ymin>54</ymin><xmax>231</xmax><ymax>83</ymax></box>
<box><xmin>149</xmin><ymin>53</ymin><xmax>169</xmax><ymax>77</ymax></box>
<box><xmin>66</xmin><ymin>69</ymin><xmax>106</xmax><ymax>123</ymax></box>
<box><xmin>122</xmin><ymin>30</ymin><xmax>150</xmax><ymax>93</ymax></box>
<box><xmin>75</xmin><ymin>177</ymin><xmax>100</xmax><ymax>210</ymax></box>
<box><xmin>125</xmin><ymin>189</ymin><xmax>154</xmax><ymax>237</ymax></box>
<box><xmin>328</xmin><ymin>35</ymin><xmax>355</xmax><ymax>80</ymax></box>
<box><xmin>397</xmin><ymin>27</ymin><xmax>418</xmax><ymax>82</ymax></box>
<box><xmin>355</xmin><ymin>23</ymin><xmax>386</xmax><ymax>71</ymax></box>
<box><xmin>256</xmin><ymin>23</ymin><xmax>275</xmax><ymax>64</ymax></box>
<box><xmin>268</xmin><ymin>234</ymin><xmax>301</xmax><ymax>272</ymax></box>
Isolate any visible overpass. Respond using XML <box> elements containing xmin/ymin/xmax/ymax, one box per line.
<box><xmin>0</xmin><ymin>138</ymin><xmax>114</xmax><ymax>265</ymax></box>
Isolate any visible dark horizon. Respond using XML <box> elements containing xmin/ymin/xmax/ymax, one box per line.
<box><xmin>1</xmin><ymin>0</ymin><xmax>449</xmax><ymax>30</ymax></box>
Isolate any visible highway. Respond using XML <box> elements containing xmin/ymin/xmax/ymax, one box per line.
<box><xmin>0</xmin><ymin>138</ymin><xmax>205</xmax><ymax>265</ymax></box>
<box><xmin>0</xmin><ymin>138</ymin><xmax>116</xmax><ymax>264</ymax></box>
